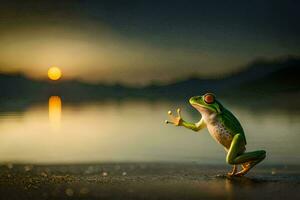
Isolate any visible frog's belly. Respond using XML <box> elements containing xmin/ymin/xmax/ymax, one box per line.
<box><xmin>207</xmin><ymin>123</ymin><xmax>233</xmax><ymax>149</ymax></box>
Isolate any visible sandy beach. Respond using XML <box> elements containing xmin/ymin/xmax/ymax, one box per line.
<box><xmin>0</xmin><ymin>163</ymin><xmax>299</xmax><ymax>200</ymax></box>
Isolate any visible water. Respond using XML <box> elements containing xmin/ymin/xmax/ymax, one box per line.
<box><xmin>0</xmin><ymin>96</ymin><xmax>299</xmax><ymax>165</ymax></box>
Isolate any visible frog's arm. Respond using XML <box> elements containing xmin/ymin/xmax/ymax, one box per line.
<box><xmin>181</xmin><ymin>118</ymin><xmax>206</xmax><ymax>132</ymax></box>
<box><xmin>165</xmin><ymin>108</ymin><xmax>206</xmax><ymax>132</ymax></box>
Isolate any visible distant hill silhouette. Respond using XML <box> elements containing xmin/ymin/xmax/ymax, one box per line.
<box><xmin>143</xmin><ymin>56</ymin><xmax>300</xmax><ymax>98</ymax></box>
<box><xmin>0</xmin><ymin>56</ymin><xmax>299</xmax><ymax>101</ymax></box>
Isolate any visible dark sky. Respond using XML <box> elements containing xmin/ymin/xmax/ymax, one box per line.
<box><xmin>0</xmin><ymin>0</ymin><xmax>299</xmax><ymax>84</ymax></box>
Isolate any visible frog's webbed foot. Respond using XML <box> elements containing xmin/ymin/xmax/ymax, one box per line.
<box><xmin>234</xmin><ymin>152</ymin><xmax>266</xmax><ymax>177</ymax></box>
<box><xmin>227</xmin><ymin>165</ymin><xmax>237</xmax><ymax>177</ymax></box>
<box><xmin>242</xmin><ymin>162</ymin><xmax>251</xmax><ymax>170</ymax></box>
<box><xmin>165</xmin><ymin>108</ymin><xmax>183</xmax><ymax>126</ymax></box>
<box><xmin>234</xmin><ymin>166</ymin><xmax>251</xmax><ymax>177</ymax></box>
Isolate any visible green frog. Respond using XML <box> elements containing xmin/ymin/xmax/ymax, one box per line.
<box><xmin>165</xmin><ymin>93</ymin><xmax>266</xmax><ymax>176</ymax></box>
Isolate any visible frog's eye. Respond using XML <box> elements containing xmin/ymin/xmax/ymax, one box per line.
<box><xmin>204</xmin><ymin>94</ymin><xmax>215</xmax><ymax>104</ymax></box>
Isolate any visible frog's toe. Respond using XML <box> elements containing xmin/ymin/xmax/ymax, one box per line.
<box><xmin>234</xmin><ymin>171</ymin><xmax>247</xmax><ymax>177</ymax></box>
<box><xmin>227</xmin><ymin>165</ymin><xmax>238</xmax><ymax>177</ymax></box>
<box><xmin>227</xmin><ymin>172</ymin><xmax>236</xmax><ymax>177</ymax></box>
<box><xmin>242</xmin><ymin>162</ymin><xmax>251</xmax><ymax>170</ymax></box>
<box><xmin>234</xmin><ymin>166</ymin><xmax>251</xmax><ymax>177</ymax></box>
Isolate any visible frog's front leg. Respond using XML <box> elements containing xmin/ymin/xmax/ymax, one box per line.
<box><xmin>226</xmin><ymin>134</ymin><xmax>266</xmax><ymax>176</ymax></box>
<box><xmin>165</xmin><ymin>108</ymin><xmax>206</xmax><ymax>132</ymax></box>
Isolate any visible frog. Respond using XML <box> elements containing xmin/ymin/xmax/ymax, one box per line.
<box><xmin>165</xmin><ymin>93</ymin><xmax>266</xmax><ymax>176</ymax></box>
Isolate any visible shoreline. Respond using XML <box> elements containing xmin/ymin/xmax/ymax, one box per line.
<box><xmin>0</xmin><ymin>163</ymin><xmax>299</xmax><ymax>199</ymax></box>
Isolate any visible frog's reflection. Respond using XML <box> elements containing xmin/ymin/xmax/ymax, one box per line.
<box><xmin>224</xmin><ymin>175</ymin><xmax>264</xmax><ymax>199</ymax></box>
<box><xmin>49</xmin><ymin>96</ymin><xmax>62</xmax><ymax>131</ymax></box>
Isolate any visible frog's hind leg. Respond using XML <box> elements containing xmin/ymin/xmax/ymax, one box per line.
<box><xmin>235</xmin><ymin>151</ymin><xmax>266</xmax><ymax>176</ymax></box>
<box><xmin>226</xmin><ymin>134</ymin><xmax>266</xmax><ymax>176</ymax></box>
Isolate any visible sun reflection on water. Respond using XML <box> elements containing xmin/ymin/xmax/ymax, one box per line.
<box><xmin>49</xmin><ymin>96</ymin><xmax>62</xmax><ymax>131</ymax></box>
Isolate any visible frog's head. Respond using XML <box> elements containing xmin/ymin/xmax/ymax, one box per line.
<box><xmin>189</xmin><ymin>93</ymin><xmax>222</xmax><ymax>114</ymax></box>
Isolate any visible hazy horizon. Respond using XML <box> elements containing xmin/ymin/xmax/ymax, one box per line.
<box><xmin>0</xmin><ymin>54</ymin><xmax>298</xmax><ymax>86</ymax></box>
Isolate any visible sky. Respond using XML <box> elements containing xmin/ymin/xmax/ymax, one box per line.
<box><xmin>0</xmin><ymin>0</ymin><xmax>299</xmax><ymax>85</ymax></box>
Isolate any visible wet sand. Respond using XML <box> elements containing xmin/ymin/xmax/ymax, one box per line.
<box><xmin>0</xmin><ymin>163</ymin><xmax>299</xmax><ymax>200</ymax></box>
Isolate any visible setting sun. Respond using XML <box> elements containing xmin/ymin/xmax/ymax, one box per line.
<box><xmin>48</xmin><ymin>67</ymin><xmax>62</xmax><ymax>80</ymax></box>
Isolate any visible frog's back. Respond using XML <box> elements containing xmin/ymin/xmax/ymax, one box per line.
<box><xmin>220</xmin><ymin>106</ymin><xmax>247</xmax><ymax>145</ymax></box>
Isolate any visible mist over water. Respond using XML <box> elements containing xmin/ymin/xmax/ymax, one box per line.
<box><xmin>0</xmin><ymin>96</ymin><xmax>299</xmax><ymax>165</ymax></box>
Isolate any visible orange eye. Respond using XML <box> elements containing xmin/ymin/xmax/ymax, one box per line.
<box><xmin>204</xmin><ymin>94</ymin><xmax>214</xmax><ymax>104</ymax></box>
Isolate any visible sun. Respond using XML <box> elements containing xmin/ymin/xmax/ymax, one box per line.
<box><xmin>48</xmin><ymin>67</ymin><xmax>62</xmax><ymax>81</ymax></box>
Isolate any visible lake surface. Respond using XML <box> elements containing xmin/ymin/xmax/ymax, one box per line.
<box><xmin>0</xmin><ymin>96</ymin><xmax>299</xmax><ymax>165</ymax></box>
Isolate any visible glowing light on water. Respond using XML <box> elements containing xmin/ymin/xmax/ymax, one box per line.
<box><xmin>49</xmin><ymin>96</ymin><xmax>62</xmax><ymax>131</ymax></box>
